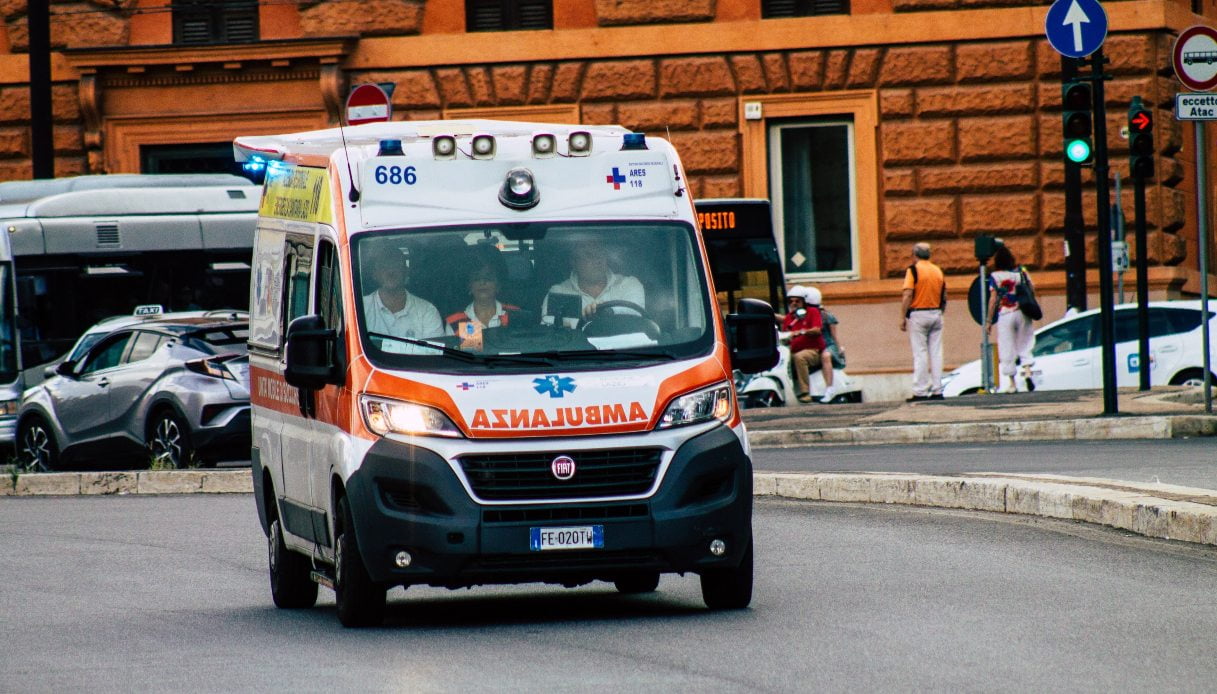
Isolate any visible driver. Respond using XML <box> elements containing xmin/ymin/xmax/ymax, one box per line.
<box><xmin>543</xmin><ymin>237</ymin><xmax>644</xmax><ymax>327</ymax></box>
<box><xmin>361</xmin><ymin>241</ymin><xmax>443</xmax><ymax>353</ymax></box>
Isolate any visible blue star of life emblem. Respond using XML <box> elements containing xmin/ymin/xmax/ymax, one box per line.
<box><xmin>533</xmin><ymin>375</ymin><xmax>576</xmax><ymax>398</ymax></box>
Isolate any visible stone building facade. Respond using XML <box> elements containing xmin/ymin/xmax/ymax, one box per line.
<box><xmin>0</xmin><ymin>0</ymin><xmax>1213</xmax><ymax>386</ymax></box>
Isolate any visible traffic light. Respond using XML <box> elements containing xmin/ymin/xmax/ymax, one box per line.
<box><xmin>1061</xmin><ymin>79</ymin><xmax>1094</xmax><ymax>165</ymax></box>
<box><xmin>1128</xmin><ymin>97</ymin><xmax>1154</xmax><ymax>179</ymax></box>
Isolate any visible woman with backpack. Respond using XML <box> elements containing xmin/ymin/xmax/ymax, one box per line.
<box><xmin>985</xmin><ymin>245</ymin><xmax>1038</xmax><ymax>393</ymax></box>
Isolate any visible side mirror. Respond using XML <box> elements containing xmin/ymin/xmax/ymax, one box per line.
<box><xmin>284</xmin><ymin>315</ymin><xmax>342</xmax><ymax>390</ymax></box>
<box><xmin>52</xmin><ymin>360</ymin><xmax>74</xmax><ymax>378</ymax></box>
<box><xmin>726</xmin><ymin>298</ymin><xmax>779</xmax><ymax>374</ymax></box>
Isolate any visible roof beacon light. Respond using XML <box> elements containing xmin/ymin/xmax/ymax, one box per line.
<box><xmin>498</xmin><ymin>168</ymin><xmax>539</xmax><ymax>210</ymax></box>
<box><xmin>378</xmin><ymin>139</ymin><xmax>403</xmax><ymax>156</ymax></box>
<box><xmin>621</xmin><ymin>133</ymin><xmax>648</xmax><ymax>150</ymax></box>
<box><xmin>568</xmin><ymin>131</ymin><xmax>592</xmax><ymax>157</ymax></box>
<box><xmin>432</xmin><ymin>134</ymin><xmax>457</xmax><ymax>160</ymax></box>
<box><xmin>471</xmin><ymin>134</ymin><xmax>496</xmax><ymax>160</ymax></box>
<box><xmin>531</xmin><ymin>132</ymin><xmax>557</xmax><ymax>158</ymax></box>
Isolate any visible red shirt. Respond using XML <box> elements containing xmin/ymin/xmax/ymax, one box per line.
<box><xmin>782</xmin><ymin>307</ymin><xmax>826</xmax><ymax>353</ymax></box>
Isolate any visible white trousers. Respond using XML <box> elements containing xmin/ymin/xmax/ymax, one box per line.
<box><xmin>908</xmin><ymin>310</ymin><xmax>943</xmax><ymax>396</ymax></box>
<box><xmin>996</xmin><ymin>309</ymin><xmax>1035</xmax><ymax>376</ymax></box>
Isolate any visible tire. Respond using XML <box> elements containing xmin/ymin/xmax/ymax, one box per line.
<box><xmin>1170</xmin><ymin>369</ymin><xmax>1216</xmax><ymax>387</ymax></box>
<box><xmin>700</xmin><ymin>537</ymin><xmax>753</xmax><ymax>610</ymax></box>
<box><xmin>334</xmin><ymin>495</ymin><xmax>386</xmax><ymax>628</ymax></box>
<box><xmin>747</xmin><ymin>391</ymin><xmax>782</xmax><ymax>408</ymax></box>
<box><xmin>17</xmin><ymin>416</ymin><xmax>59</xmax><ymax>472</ymax></box>
<box><xmin>147</xmin><ymin>408</ymin><xmax>195</xmax><ymax>470</ymax></box>
<box><xmin>613</xmin><ymin>571</ymin><xmax>660</xmax><ymax>594</ymax></box>
<box><xmin>268</xmin><ymin>516</ymin><xmax>318</xmax><ymax>609</ymax></box>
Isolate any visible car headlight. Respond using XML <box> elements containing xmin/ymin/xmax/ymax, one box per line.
<box><xmin>360</xmin><ymin>395</ymin><xmax>463</xmax><ymax>438</ymax></box>
<box><xmin>0</xmin><ymin>399</ymin><xmax>17</xmax><ymax>416</ymax></box>
<box><xmin>656</xmin><ymin>382</ymin><xmax>732</xmax><ymax>429</ymax></box>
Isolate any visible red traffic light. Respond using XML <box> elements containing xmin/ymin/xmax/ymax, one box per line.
<box><xmin>1130</xmin><ymin>110</ymin><xmax>1152</xmax><ymax>133</ymax></box>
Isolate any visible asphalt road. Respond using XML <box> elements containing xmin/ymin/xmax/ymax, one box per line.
<box><xmin>4</xmin><ymin>495</ymin><xmax>1217</xmax><ymax>691</ymax></box>
<box><xmin>754</xmin><ymin>438</ymin><xmax>1217</xmax><ymax>490</ymax></box>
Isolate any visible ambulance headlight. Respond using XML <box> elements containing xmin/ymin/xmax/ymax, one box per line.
<box><xmin>567</xmin><ymin>131</ymin><xmax>592</xmax><ymax>156</ymax></box>
<box><xmin>532</xmin><ymin>133</ymin><xmax>556</xmax><ymax>158</ymax></box>
<box><xmin>361</xmin><ymin>395</ymin><xmax>463</xmax><ymax>438</ymax></box>
<box><xmin>471</xmin><ymin>134</ymin><xmax>496</xmax><ymax>159</ymax></box>
<box><xmin>656</xmin><ymin>382</ymin><xmax>732</xmax><ymax>429</ymax></box>
<box><xmin>432</xmin><ymin>135</ymin><xmax>456</xmax><ymax>160</ymax></box>
<box><xmin>498</xmin><ymin>167</ymin><xmax>540</xmax><ymax>210</ymax></box>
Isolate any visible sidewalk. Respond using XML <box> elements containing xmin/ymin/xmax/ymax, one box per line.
<box><xmin>743</xmin><ymin>386</ymin><xmax>1217</xmax><ymax>447</ymax></box>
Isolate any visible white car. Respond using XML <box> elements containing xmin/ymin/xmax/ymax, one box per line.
<box><xmin>941</xmin><ymin>300</ymin><xmax>1217</xmax><ymax>396</ymax></box>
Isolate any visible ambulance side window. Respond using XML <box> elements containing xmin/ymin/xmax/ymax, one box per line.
<box><xmin>282</xmin><ymin>234</ymin><xmax>315</xmax><ymax>337</ymax></box>
<box><xmin>315</xmin><ymin>240</ymin><xmax>343</xmax><ymax>332</ymax></box>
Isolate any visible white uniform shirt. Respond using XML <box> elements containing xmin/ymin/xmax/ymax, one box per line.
<box><xmin>362</xmin><ymin>290</ymin><xmax>443</xmax><ymax>354</ymax></box>
<box><xmin>543</xmin><ymin>271</ymin><xmax>645</xmax><ymax>326</ymax></box>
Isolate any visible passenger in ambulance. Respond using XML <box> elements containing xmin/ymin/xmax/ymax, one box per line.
<box><xmin>542</xmin><ymin>237</ymin><xmax>645</xmax><ymax>328</ymax></box>
<box><xmin>361</xmin><ymin>243</ymin><xmax>444</xmax><ymax>353</ymax></box>
<box><xmin>444</xmin><ymin>247</ymin><xmax>522</xmax><ymax>338</ymax></box>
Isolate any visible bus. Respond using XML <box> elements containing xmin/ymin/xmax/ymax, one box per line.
<box><xmin>0</xmin><ymin>174</ymin><xmax>259</xmax><ymax>444</ymax></box>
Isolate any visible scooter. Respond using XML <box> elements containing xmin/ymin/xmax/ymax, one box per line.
<box><xmin>734</xmin><ymin>333</ymin><xmax>862</xmax><ymax>407</ymax></box>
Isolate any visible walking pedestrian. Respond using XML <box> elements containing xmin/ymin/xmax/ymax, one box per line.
<box><xmin>781</xmin><ymin>285</ymin><xmax>826</xmax><ymax>404</ymax></box>
<box><xmin>899</xmin><ymin>242</ymin><xmax>947</xmax><ymax>401</ymax></box>
<box><xmin>804</xmin><ymin>286</ymin><xmax>842</xmax><ymax>403</ymax></box>
<box><xmin>985</xmin><ymin>245</ymin><xmax>1037</xmax><ymax>393</ymax></box>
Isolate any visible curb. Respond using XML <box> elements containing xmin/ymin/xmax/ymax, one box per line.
<box><xmin>757</xmin><ymin>471</ymin><xmax>1217</xmax><ymax>547</ymax></box>
<box><xmin>0</xmin><ymin>469</ymin><xmax>253</xmax><ymax>496</ymax></box>
<box><xmin>747</xmin><ymin>414</ymin><xmax>1217</xmax><ymax>448</ymax></box>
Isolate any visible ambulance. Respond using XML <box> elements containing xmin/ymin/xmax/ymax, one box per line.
<box><xmin>235</xmin><ymin>120</ymin><xmax>777</xmax><ymax>627</ymax></box>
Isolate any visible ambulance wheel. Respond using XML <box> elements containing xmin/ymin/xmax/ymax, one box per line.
<box><xmin>268</xmin><ymin>517</ymin><xmax>317</xmax><ymax>609</ymax></box>
<box><xmin>614</xmin><ymin>571</ymin><xmax>660</xmax><ymax>594</ymax></box>
<box><xmin>334</xmin><ymin>494</ymin><xmax>386</xmax><ymax>628</ymax></box>
<box><xmin>700</xmin><ymin>537</ymin><xmax>753</xmax><ymax>610</ymax></box>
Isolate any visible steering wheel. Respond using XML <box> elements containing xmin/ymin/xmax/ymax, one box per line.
<box><xmin>578</xmin><ymin>300</ymin><xmax>661</xmax><ymax>340</ymax></box>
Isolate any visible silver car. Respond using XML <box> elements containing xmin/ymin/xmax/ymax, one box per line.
<box><xmin>16</xmin><ymin>316</ymin><xmax>250</xmax><ymax>471</ymax></box>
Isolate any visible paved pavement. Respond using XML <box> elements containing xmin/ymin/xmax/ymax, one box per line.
<box><xmin>4</xmin><ymin>386</ymin><xmax>1217</xmax><ymax>549</ymax></box>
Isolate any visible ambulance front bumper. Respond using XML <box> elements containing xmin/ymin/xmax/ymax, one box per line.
<box><xmin>344</xmin><ymin>424</ymin><xmax>752</xmax><ymax>587</ymax></box>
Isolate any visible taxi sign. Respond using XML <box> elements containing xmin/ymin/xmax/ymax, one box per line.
<box><xmin>133</xmin><ymin>304</ymin><xmax>163</xmax><ymax>316</ymax></box>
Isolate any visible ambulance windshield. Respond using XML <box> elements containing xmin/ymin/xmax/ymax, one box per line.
<box><xmin>353</xmin><ymin>221</ymin><xmax>714</xmax><ymax>371</ymax></box>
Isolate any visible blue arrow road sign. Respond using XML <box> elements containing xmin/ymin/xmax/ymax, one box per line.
<box><xmin>1045</xmin><ymin>0</ymin><xmax>1108</xmax><ymax>58</ymax></box>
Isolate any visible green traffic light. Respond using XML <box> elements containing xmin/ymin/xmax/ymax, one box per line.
<box><xmin>1065</xmin><ymin>138</ymin><xmax>1092</xmax><ymax>164</ymax></box>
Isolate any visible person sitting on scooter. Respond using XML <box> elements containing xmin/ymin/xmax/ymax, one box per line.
<box><xmin>803</xmin><ymin>286</ymin><xmax>840</xmax><ymax>404</ymax></box>
<box><xmin>781</xmin><ymin>285</ymin><xmax>827</xmax><ymax>404</ymax></box>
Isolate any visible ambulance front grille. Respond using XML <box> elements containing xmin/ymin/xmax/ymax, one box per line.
<box><xmin>458</xmin><ymin>448</ymin><xmax>662</xmax><ymax>501</ymax></box>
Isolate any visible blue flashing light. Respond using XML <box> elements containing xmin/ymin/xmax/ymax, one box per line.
<box><xmin>621</xmin><ymin>133</ymin><xmax>648</xmax><ymax>151</ymax></box>
<box><xmin>378</xmin><ymin>139</ymin><xmax>404</xmax><ymax>156</ymax></box>
<box><xmin>242</xmin><ymin>161</ymin><xmax>265</xmax><ymax>174</ymax></box>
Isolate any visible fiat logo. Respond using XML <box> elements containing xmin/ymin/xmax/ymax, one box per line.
<box><xmin>551</xmin><ymin>455</ymin><xmax>576</xmax><ymax>481</ymax></box>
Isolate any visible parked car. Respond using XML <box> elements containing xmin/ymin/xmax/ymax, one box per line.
<box><xmin>941</xmin><ymin>300</ymin><xmax>1217</xmax><ymax>397</ymax></box>
<box><xmin>16</xmin><ymin>313</ymin><xmax>250</xmax><ymax>471</ymax></box>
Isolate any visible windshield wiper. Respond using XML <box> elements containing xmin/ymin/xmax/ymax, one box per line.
<box><xmin>368</xmin><ymin>332</ymin><xmax>554</xmax><ymax>366</ymax></box>
<box><xmin>525</xmin><ymin>349</ymin><xmax>678</xmax><ymax>362</ymax></box>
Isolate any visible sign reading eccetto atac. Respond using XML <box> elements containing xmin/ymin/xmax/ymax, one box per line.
<box><xmin>259</xmin><ymin>165</ymin><xmax>332</xmax><ymax>224</ymax></box>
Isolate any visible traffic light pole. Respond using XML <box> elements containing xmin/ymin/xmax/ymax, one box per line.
<box><xmin>1062</xmin><ymin>57</ymin><xmax>1088</xmax><ymax>313</ymax></box>
<box><xmin>1088</xmin><ymin>49</ymin><xmax>1119</xmax><ymax>415</ymax></box>
<box><xmin>1133</xmin><ymin>172</ymin><xmax>1150</xmax><ymax>391</ymax></box>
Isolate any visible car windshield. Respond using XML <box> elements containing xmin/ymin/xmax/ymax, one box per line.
<box><xmin>353</xmin><ymin>221</ymin><xmax>714</xmax><ymax>372</ymax></box>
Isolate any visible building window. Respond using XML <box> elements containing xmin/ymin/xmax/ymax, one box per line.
<box><xmin>768</xmin><ymin>120</ymin><xmax>858</xmax><ymax>278</ymax></box>
<box><xmin>173</xmin><ymin>0</ymin><xmax>258</xmax><ymax>45</ymax></box>
<box><xmin>762</xmin><ymin>0</ymin><xmax>850</xmax><ymax>17</ymax></box>
<box><xmin>466</xmin><ymin>0</ymin><xmax>553</xmax><ymax>31</ymax></box>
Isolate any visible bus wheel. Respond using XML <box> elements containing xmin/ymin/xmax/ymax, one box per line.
<box><xmin>147</xmin><ymin>409</ymin><xmax>195</xmax><ymax>469</ymax></box>
<box><xmin>700</xmin><ymin>536</ymin><xmax>753</xmax><ymax>610</ymax></box>
<box><xmin>18</xmin><ymin>416</ymin><xmax>59</xmax><ymax>472</ymax></box>
<box><xmin>334</xmin><ymin>495</ymin><xmax>386</xmax><ymax>628</ymax></box>
<box><xmin>614</xmin><ymin>571</ymin><xmax>660</xmax><ymax>594</ymax></box>
<box><xmin>268</xmin><ymin>514</ymin><xmax>318</xmax><ymax>609</ymax></box>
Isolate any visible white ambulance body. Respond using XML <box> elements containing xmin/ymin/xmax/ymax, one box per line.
<box><xmin>236</xmin><ymin>121</ymin><xmax>776</xmax><ymax>627</ymax></box>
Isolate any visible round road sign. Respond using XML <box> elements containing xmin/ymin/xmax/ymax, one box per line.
<box><xmin>346</xmin><ymin>84</ymin><xmax>391</xmax><ymax>126</ymax></box>
<box><xmin>1173</xmin><ymin>25</ymin><xmax>1217</xmax><ymax>92</ymax></box>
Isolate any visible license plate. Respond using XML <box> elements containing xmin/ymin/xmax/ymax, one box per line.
<box><xmin>530</xmin><ymin>525</ymin><xmax>604</xmax><ymax>551</ymax></box>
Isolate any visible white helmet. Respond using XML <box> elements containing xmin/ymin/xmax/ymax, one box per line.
<box><xmin>787</xmin><ymin>285</ymin><xmax>811</xmax><ymax>301</ymax></box>
<box><xmin>804</xmin><ymin>287</ymin><xmax>822</xmax><ymax>306</ymax></box>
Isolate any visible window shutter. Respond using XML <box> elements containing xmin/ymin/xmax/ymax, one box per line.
<box><xmin>516</xmin><ymin>0</ymin><xmax>552</xmax><ymax>29</ymax></box>
<box><xmin>762</xmin><ymin>0</ymin><xmax>849</xmax><ymax>17</ymax></box>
